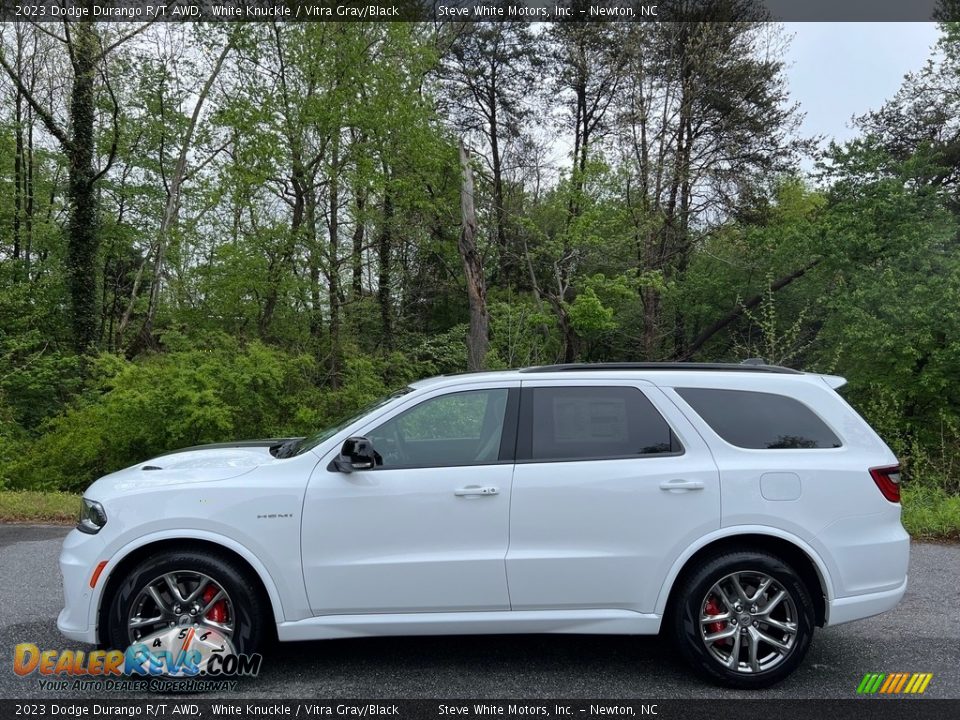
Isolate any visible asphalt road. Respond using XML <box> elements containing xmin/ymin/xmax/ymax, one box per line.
<box><xmin>0</xmin><ymin>524</ymin><xmax>957</xmax><ymax>700</ymax></box>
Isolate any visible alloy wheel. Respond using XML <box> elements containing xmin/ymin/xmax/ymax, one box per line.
<box><xmin>699</xmin><ymin>570</ymin><xmax>799</xmax><ymax>674</ymax></box>
<box><xmin>127</xmin><ymin>570</ymin><xmax>234</xmax><ymax>644</ymax></box>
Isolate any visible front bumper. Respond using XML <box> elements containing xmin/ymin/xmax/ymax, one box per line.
<box><xmin>57</xmin><ymin>528</ymin><xmax>104</xmax><ymax>644</ymax></box>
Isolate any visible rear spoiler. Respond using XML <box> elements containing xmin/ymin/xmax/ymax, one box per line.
<box><xmin>819</xmin><ymin>374</ymin><xmax>848</xmax><ymax>390</ymax></box>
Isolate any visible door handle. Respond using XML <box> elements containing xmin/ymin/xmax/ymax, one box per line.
<box><xmin>659</xmin><ymin>479</ymin><xmax>705</xmax><ymax>493</ymax></box>
<box><xmin>454</xmin><ymin>486</ymin><xmax>499</xmax><ymax>497</ymax></box>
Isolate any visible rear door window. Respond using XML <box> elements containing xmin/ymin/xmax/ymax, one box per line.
<box><xmin>676</xmin><ymin>387</ymin><xmax>842</xmax><ymax>449</ymax></box>
<box><xmin>526</xmin><ymin>386</ymin><xmax>680</xmax><ymax>462</ymax></box>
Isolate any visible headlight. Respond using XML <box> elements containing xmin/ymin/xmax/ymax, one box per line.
<box><xmin>77</xmin><ymin>498</ymin><xmax>107</xmax><ymax>534</ymax></box>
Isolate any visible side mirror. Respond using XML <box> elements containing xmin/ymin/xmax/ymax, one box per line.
<box><xmin>333</xmin><ymin>436</ymin><xmax>381</xmax><ymax>473</ymax></box>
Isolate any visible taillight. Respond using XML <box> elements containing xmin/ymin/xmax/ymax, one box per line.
<box><xmin>869</xmin><ymin>465</ymin><xmax>901</xmax><ymax>503</ymax></box>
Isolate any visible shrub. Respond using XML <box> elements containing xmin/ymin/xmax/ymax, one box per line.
<box><xmin>5</xmin><ymin>335</ymin><xmax>408</xmax><ymax>493</ymax></box>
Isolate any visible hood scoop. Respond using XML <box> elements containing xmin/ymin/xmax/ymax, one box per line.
<box><xmin>142</xmin><ymin>465</ymin><xmax>163</xmax><ymax>471</ymax></box>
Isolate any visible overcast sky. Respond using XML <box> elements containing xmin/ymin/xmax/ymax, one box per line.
<box><xmin>784</xmin><ymin>22</ymin><xmax>941</xmax><ymax>144</ymax></box>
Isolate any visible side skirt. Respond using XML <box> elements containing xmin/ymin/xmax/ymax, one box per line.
<box><xmin>276</xmin><ymin>609</ymin><xmax>662</xmax><ymax>642</ymax></box>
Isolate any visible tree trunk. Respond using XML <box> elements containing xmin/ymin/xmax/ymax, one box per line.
<box><xmin>568</xmin><ymin>66</ymin><xmax>589</xmax><ymax>219</ymax></box>
<box><xmin>489</xmin><ymin>101</ymin><xmax>510</xmax><ymax>286</ymax></box>
<box><xmin>351</xmin><ymin>190</ymin><xmax>366</xmax><ymax>300</ymax></box>
<box><xmin>24</xmin><ymin>105</ymin><xmax>34</xmax><ymax>279</ymax></box>
<box><xmin>306</xmin><ymin>176</ymin><xmax>322</xmax><ymax>339</ymax></box>
<box><xmin>260</xmin><ymin>175</ymin><xmax>303</xmax><ymax>339</ymax></box>
<box><xmin>458</xmin><ymin>140</ymin><xmax>489</xmax><ymax>372</ymax></box>
<box><xmin>328</xmin><ymin>133</ymin><xmax>342</xmax><ymax>388</ymax></box>
<box><xmin>672</xmin><ymin>84</ymin><xmax>696</xmax><ymax>359</ymax></box>
<box><xmin>377</xmin><ymin>191</ymin><xmax>393</xmax><ymax>348</ymax></box>
<box><xmin>13</xmin><ymin>87</ymin><xmax>23</xmax><ymax>261</ymax></box>
<box><xmin>66</xmin><ymin>22</ymin><xmax>100</xmax><ymax>353</ymax></box>
<box><xmin>561</xmin><ymin>312</ymin><xmax>577</xmax><ymax>363</ymax></box>
<box><xmin>640</xmin><ymin>283</ymin><xmax>659</xmax><ymax>359</ymax></box>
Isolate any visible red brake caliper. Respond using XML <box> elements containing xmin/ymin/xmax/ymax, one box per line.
<box><xmin>704</xmin><ymin>596</ymin><xmax>726</xmax><ymax>636</ymax></box>
<box><xmin>202</xmin><ymin>584</ymin><xmax>228</xmax><ymax>624</ymax></box>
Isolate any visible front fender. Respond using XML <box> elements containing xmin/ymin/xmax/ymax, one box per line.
<box><xmin>88</xmin><ymin>528</ymin><xmax>290</xmax><ymax>641</ymax></box>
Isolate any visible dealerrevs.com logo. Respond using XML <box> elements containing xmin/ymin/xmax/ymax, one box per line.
<box><xmin>13</xmin><ymin>627</ymin><xmax>262</xmax><ymax>692</ymax></box>
<box><xmin>857</xmin><ymin>672</ymin><xmax>934</xmax><ymax>695</ymax></box>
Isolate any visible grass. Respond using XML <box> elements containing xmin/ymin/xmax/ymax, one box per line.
<box><xmin>0</xmin><ymin>490</ymin><xmax>79</xmax><ymax>524</ymax></box>
<box><xmin>0</xmin><ymin>487</ymin><xmax>958</xmax><ymax>541</ymax></box>
<box><xmin>900</xmin><ymin>484</ymin><xmax>960</xmax><ymax>542</ymax></box>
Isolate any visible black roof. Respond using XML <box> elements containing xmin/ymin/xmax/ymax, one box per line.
<box><xmin>518</xmin><ymin>362</ymin><xmax>803</xmax><ymax>375</ymax></box>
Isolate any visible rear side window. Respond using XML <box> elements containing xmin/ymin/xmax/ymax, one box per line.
<box><xmin>676</xmin><ymin>388</ymin><xmax>842</xmax><ymax>449</ymax></box>
<box><xmin>528</xmin><ymin>386</ymin><xmax>680</xmax><ymax>461</ymax></box>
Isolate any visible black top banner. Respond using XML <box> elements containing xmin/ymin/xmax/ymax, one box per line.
<box><xmin>0</xmin><ymin>0</ymin><xmax>954</xmax><ymax>23</ymax></box>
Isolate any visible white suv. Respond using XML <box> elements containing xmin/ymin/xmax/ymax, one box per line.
<box><xmin>58</xmin><ymin>362</ymin><xmax>909</xmax><ymax>687</ymax></box>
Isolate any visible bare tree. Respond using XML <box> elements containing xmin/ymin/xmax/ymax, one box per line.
<box><xmin>441</xmin><ymin>19</ymin><xmax>540</xmax><ymax>285</ymax></box>
<box><xmin>458</xmin><ymin>140</ymin><xmax>489</xmax><ymax>371</ymax></box>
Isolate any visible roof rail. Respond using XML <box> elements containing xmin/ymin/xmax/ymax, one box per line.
<box><xmin>518</xmin><ymin>362</ymin><xmax>803</xmax><ymax>375</ymax></box>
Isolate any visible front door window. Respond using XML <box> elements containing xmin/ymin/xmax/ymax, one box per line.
<box><xmin>368</xmin><ymin>388</ymin><xmax>509</xmax><ymax>467</ymax></box>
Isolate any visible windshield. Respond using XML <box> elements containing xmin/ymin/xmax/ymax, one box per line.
<box><xmin>294</xmin><ymin>388</ymin><xmax>413</xmax><ymax>456</ymax></box>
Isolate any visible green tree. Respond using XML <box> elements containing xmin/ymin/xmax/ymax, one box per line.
<box><xmin>0</xmin><ymin>20</ymin><xmax>150</xmax><ymax>352</ymax></box>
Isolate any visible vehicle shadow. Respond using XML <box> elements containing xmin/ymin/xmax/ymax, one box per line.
<box><xmin>245</xmin><ymin>633</ymin><xmax>706</xmax><ymax>698</ymax></box>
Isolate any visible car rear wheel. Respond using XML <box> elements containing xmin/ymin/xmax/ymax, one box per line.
<box><xmin>105</xmin><ymin>549</ymin><xmax>267</xmax><ymax>660</ymax></box>
<box><xmin>670</xmin><ymin>549</ymin><xmax>814</xmax><ymax>688</ymax></box>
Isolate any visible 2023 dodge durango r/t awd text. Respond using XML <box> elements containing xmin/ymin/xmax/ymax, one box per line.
<box><xmin>59</xmin><ymin>362</ymin><xmax>909</xmax><ymax>687</ymax></box>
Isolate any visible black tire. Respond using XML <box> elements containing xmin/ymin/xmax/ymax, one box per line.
<box><xmin>669</xmin><ymin>549</ymin><xmax>814</xmax><ymax>689</ymax></box>
<box><xmin>104</xmin><ymin>549</ymin><xmax>267</xmax><ymax>657</ymax></box>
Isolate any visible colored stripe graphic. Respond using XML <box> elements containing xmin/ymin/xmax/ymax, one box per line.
<box><xmin>879</xmin><ymin>673</ymin><xmax>898</xmax><ymax>693</ymax></box>
<box><xmin>857</xmin><ymin>673</ymin><xmax>884</xmax><ymax>694</ymax></box>
<box><xmin>907</xmin><ymin>673</ymin><xmax>933</xmax><ymax>694</ymax></box>
<box><xmin>857</xmin><ymin>673</ymin><xmax>933</xmax><ymax>694</ymax></box>
<box><xmin>894</xmin><ymin>673</ymin><xmax>910</xmax><ymax>693</ymax></box>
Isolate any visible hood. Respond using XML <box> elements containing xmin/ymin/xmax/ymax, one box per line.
<box><xmin>87</xmin><ymin>438</ymin><xmax>300</xmax><ymax>494</ymax></box>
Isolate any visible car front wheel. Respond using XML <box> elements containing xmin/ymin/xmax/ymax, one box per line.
<box><xmin>670</xmin><ymin>549</ymin><xmax>815</xmax><ymax>688</ymax></box>
<box><xmin>104</xmin><ymin>549</ymin><xmax>267</xmax><ymax>660</ymax></box>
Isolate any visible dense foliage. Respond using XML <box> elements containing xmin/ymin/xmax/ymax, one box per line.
<box><xmin>0</xmin><ymin>14</ymin><xmax>959</xmax><ymax>496</ymax></box>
